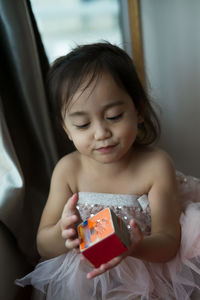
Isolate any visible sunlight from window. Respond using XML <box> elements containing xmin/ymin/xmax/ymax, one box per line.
<box><xmin>31</xmin><ymin>0</ymin><xmax>122</xmax><ymax>62</ymax></box>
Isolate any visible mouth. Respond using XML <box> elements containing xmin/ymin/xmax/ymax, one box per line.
<box><xmin>96</xmin><ymin>145</ymin><xmax>117</xmax><ymax>153</ymax></box>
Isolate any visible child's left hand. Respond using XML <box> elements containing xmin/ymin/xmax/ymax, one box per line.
<box><xmin>85</xmin><ymin>219</ymin><xmax>143</xmax><ymax>279</ymax></box>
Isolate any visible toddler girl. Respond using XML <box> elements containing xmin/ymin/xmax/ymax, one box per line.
<box><xmin>16</xmin><ymin>42</ymin><xmax>200</xmax><ymax>299</ymax></box>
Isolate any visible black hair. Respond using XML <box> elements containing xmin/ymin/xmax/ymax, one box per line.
<box><xmin>47</xmin><ymin>42</ymin><xmax>160</xmax><ymax>145</ymax></box>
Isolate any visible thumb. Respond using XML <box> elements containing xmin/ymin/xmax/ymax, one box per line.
<box><xmin>130</xmin><ymin>219</ymin><xmax>143</xmax><ymax>244</ymax></box>
<box><xmin>63</xmin><ymin>193</ymin><xmax>79</xmax><ymax>216</ymax></box>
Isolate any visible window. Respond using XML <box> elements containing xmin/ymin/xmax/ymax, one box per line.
<box><xmin>31</xmin><ymin>0</ymin><xmax>122</xmax><ymax>62</ymax></box>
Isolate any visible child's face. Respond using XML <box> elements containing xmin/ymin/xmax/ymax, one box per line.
<box><xmin>64</xmin><ymin>72</ymin><xmax>139</xmax><ymax>164</ymax></box>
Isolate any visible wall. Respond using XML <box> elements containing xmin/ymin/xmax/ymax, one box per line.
<box><xmin>140</xmin><ymin>0</ymin><xmax>200</xmax><ymax>177</ymax></box>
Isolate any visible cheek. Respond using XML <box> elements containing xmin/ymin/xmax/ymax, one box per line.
<box><xmin>72</xmin><ymin>135</ymin><xmax>90</xmax><ymax>150</ymax></box>
<box><xmin>119</xmin><ymin>121</ymin><xmax>138</xmax><ymax>140</ymax></box>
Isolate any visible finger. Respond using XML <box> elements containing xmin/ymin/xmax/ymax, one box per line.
<box><xmin>87</xmin><ymin>256</ymin><xmax>122</xmax><ymax>280</ymax></box>
<box><xmin>86</xmin><ymin>264</ymin><xmax>109</xmax><ymax>280</ymax></box>
<box><xmin>61</xmin><ymin>227</ymin><xmax>77</xmax><ymax>239</ymax></box>
<box><xmin>130</xmin><ymin>219</ymin><xmax>143</xmax><ymax>244</ymax></box>
<box><xmin>65</xmin><ymin>238</ymin><xmax>80</xmax><ymax>250</ymax></box>
<box><xmin>61</xmin><ymin>214</ymin><xmax>78</xmax><ymax>230</ymax></box>
<box><xmin>87</xmin><ymin>267</ymin><xmax>102</xmax><ymax>279</ymax></box>
<box><xmin>101</xmin><ymin>256</ymin><xmax>122</xmax><ymax>270</ymax></box>
<box><xmin>62</xmin><ymin>194</ymin><xmax>79</xmax><ymax>216</ymax></box>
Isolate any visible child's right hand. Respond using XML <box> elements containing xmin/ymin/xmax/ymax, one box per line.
<box><xmin>60</xmin><ymin>193</ymin><xmax>81</xmax><ymax>250</ymax></box>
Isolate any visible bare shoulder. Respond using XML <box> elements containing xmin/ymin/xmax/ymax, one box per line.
<box><xmin>147</xmin><ymin>147</ymin><xmax>175</xmax><ymax>169</ymax></box>
<box><xmin>149</xmin><ymin>147</ymin><xmax>175</xmax><ymax>177</ymax></box>
<box><xmin>49</xmin><ymin>151</ymin><xmax>81</xmax><ymax>190</ymax></box>
<box><xmin>53</xmin><ymin>151</ymin><xmax>81</xmax><ymax>176</ymax></box>
<box><xmin>44</xmin><ymin>151</ymin><xmax>81</xmax><ymax>211</ymax></box>
<box><xmin>136</xmin><ymin>146</ymin><xmax>175</xmax><ymax>170</ymax></box>
<box><xmin>134</xmin><ymin>146</ymin><xmax>177</xmax><ymax>189</ymax></box>
<box><xmin>148</xmin><ymin>148</ymin><xmax>178</xmax><ymax>201</ymax></box>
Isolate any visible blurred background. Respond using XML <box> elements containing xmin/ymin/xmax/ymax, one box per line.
<box><xmin>31</xmin><ymin>0</ymin><xmax>125</xmax><ymax>62</ymax></box>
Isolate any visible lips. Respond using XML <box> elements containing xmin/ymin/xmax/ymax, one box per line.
<box><xmin>96</xmin><ymin>145</ymin><xmax>117</xmax><ymax>153</ymax></box>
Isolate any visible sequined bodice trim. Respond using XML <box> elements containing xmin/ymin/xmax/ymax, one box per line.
<box><xmin>78</xmin><ymin>192</ymin><xmax>149</xmax><ymax>208</ymax></box>
<box><xmin>77</xmin><ymin>192</ymin><xmax>151</xmax><ymax>236</ymax></box>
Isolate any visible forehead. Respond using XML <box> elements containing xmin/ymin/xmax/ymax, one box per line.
<box><xmin>66</xmin><ymin>72</ymin><xmax>129</xmax><ymax>113</ymax></box>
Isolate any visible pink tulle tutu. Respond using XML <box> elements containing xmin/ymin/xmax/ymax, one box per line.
<box><xmin>16</xmin><ymin>172</ymin><xmax>200</xmax><ymax>299</ymax></box>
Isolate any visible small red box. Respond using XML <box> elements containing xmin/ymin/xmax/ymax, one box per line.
<box><xmin>77</xmin><ymin>208</ymin><xmax>130</xmax><ymax>268</ymax></box>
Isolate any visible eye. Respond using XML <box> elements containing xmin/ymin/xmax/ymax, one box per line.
<box><xmin>107</xmin><ymin>113</ymin><xmax>123</xmax><ymax>121</ymax></box>
<box><xmin>75</xmin><ymin>123</ymin><xmax>90</xmax><ymax>129</ymax></box>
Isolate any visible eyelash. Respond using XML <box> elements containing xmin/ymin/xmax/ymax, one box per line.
<box><xmin>75</xmin><ymin>123</ymin><xmax>90</xmax><ymax>129</ymax></box>
<box><xmin>107</xmin><ymin>113</ymin><xmax>123</xmax><ymax>121</ymax></box>
<box><xmin>75</xmin><ymin>113</ymin><xmax>123</xmax><ymax>129</ymax></box>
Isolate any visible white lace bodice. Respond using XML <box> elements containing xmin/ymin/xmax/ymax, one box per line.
<box><xmin>77</xmin><ymin>192</ymin><xmax>151</xmax><ymax>236</ymax></box>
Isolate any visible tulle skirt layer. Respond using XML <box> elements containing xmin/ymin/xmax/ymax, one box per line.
<box><xmin>16</xmin><ymin>201</ymin><xmax>200</xmax><ymax>300</ymax></box>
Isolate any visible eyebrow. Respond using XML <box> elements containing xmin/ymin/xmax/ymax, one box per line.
<box><xmin>68</xmin><ymin>100</ymin><xmax>124</xmax><ymax>118</ymax></box>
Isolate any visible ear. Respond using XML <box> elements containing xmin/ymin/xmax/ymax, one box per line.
<box><xmin>137</xmin><ymin>114</ymin><xmax>144</xmax><ymax>124</ymax></box>
<box><xmin>137</xmin><ymin>101</ymin><xmax>146</xmax><ymax>124</ymax></box>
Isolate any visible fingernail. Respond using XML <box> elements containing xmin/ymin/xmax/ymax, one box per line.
<box><xmin>72</xmin><ymin>215</ymin><xmax>77</xmax><ymax>221</ymax></box>
<box><xmin>75</xmin><ymin>239</ymin><xmax>80</xmax><ymax>245</ymax></box>
<box><xmin>132</xmin><ymin>221</ymin><xmax>137</xmax><ymax>228</ymax></box>
<box><xmin>100</xmin><ymin>264</ymin><xmax>105</xmax><ymax>271</ymax></box>
<box><xmin>69</xmin><ymin>229</ymin><xmax>74</xmax><ymax>235</ymax></box>
<box><xmin>87</xmin><ymin>274</ymin><xmax>91</xmax><ymax>279</ymax></box>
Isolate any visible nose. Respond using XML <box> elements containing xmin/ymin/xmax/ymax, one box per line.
<box><xmin>94</xmin><ymin>122</ymin><xmax>112</xmax><ymax>140</ymax></box>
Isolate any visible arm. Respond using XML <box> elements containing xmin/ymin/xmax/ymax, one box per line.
<box><xmin>133</xmin><ymin>150</ymin><xmax>181</xmax><ymax>262</ymax></box>
<box><xmin>87</xmin><ymin>150</ymin><xmax>181</xmax><ymax>279</ymax></box>
<box><xmin>36</xmin><ymin>157</ymin><xmax>81</xmax><ymax>259</ymax></box>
